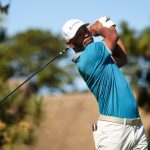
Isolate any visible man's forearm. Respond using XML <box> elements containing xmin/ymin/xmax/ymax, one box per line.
<box><xmin>98</xmin><ymin>26</ymin><xmax>119</xmax><ymax>51</ymax></box>
<box><xmin>111</xmin><ymin>38</ymin><xmax>128</xmax><ymax>67</ymax></box>
<box><xmin>116</xmin><ymin>38</ymin><xmax>127</xmax><ymax>55</ymax></box>
<box><xmin>89</xmin><ymin>17</ymin><xmax>127</xmax><ymax>68</ymax></box>
<box><xmin>89</xmin><ymin>21</ymin><xmax>119</xmax><ymax>51</ymax></box>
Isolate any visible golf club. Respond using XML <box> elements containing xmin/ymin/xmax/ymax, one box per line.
<box><xmin>0</xmin><ymin>47</ymin><xmax>69</xmax><ymax>106</ymax></box>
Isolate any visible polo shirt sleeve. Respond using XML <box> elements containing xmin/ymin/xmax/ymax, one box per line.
<box><xmin>101</xmin><ymin>41</ymin><xmax>112</xmax><ymax>56</ymax></box>
<box><xmin>87</xmin><ymin>41</ymin><xmax>112</xmax><ymax>64</ymax></box>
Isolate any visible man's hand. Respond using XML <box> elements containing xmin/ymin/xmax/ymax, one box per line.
<box><xmin>90</xmin><ymin>16</ymin><xmax>127</xmax><ymax>68</ymax></box>
<box><xmin>89</xmin><ymin>20</ymin><xmax>119</xmax><ymax>51</ymax></box>
<box><xmin>88</xmin><ymin>20</ymin><xmax>103</xmax><ymax>36</ymax></box>
<box><xmin>89</xmin><ymin>16</ymin><xmax>116</xmax><ymax>37</ymax></box>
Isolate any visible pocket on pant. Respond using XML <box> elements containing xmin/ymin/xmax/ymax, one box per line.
<box><xmin>92</xmin><ymin>123</ymin><xmax>102</xmax><ymax>149</ymax></box>
<box><xmin>93</xmin><ymin>128</ymin><xmax>102</xmax><ymax>149</ymax></box>
<box><xmin>99</xmin><ymin>122</ymin><xmax>125</xmax><ymax>145</ymax></box>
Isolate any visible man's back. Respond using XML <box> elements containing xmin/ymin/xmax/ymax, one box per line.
<box><xmin>74</xmin><ymin>41</ymin><xmax>139</xmax><ymax>119</ymax></box>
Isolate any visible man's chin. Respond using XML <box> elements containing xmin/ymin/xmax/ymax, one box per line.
<box><xmin>84</xmin><ymin>38</ymin><xmax>93</xmax><ymax>47</ymax></box>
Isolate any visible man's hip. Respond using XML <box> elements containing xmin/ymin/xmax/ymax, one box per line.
<box><xmin>92</xmin><ymin>115</ymin><xmax>148</xmax><ymax>150</ymax></box>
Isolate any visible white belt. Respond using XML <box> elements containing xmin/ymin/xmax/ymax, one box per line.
<box><xmin>99</xmin><ymin>115</ymin><xmax>141</xmax><ymax>126</ymax></box>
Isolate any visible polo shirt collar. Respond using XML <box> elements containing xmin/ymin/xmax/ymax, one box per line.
<box><xmin>72</xmin><ymin>52</ymin><xmax>83</xmax><ymax>63</ymax></box>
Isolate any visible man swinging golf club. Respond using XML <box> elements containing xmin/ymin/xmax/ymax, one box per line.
<box><xmin>62</xmin><ymin>17</ymin><xmax>148</xmax><ymax>150</ymax></box>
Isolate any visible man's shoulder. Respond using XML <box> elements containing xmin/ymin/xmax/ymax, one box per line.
<box><xmin>86</xmin><ymin>41</ymin><xmax>104</xmax><ymax>50</ymax></box>
<box><xmin>90</xmin><ymin>41</ymin><xmax>104</xmax><ymax>46</ymax></box>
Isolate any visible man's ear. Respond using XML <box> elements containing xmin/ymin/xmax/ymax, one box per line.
<box><xmin>66</xmin><ymin>41</ymin><xmax>74</xmax><ymax>48</ymax></box>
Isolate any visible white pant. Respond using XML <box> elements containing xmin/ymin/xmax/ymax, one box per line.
<box><xmin>92</xmin><ymin>120</ymin><xmax>148</xmax><ymax>150</ymax></box>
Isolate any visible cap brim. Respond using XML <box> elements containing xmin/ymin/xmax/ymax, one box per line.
<box><xmin>70</xmin><ymin>23</ymin><xmax>90</xmax><ymax>40</ymax></box>
<box><xmin>85</xmin><ymin>23</ymin><xmax>90</xmax><ymax>26</ymax></box>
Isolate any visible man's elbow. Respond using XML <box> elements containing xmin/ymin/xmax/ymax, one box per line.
<box><xmin>119</xmin><ymin>56</ymin><xmax>128</xmax><ymax>68</ymax></box>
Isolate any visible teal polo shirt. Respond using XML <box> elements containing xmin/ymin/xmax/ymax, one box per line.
<box><xmin>73</xmin><ymin>41</ymin><xmax>139</xmax><ymax>119</ymax></box>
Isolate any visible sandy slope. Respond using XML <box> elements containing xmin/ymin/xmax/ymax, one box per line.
<box><xmin>25</xmin><ymin>92</ymin><xmax>150</xmax><ymax>150</ymax></box>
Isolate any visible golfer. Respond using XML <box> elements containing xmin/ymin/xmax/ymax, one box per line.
<box><xmin>62</xmin><ymin>16</ymin><xmax>148</xmax><ymax>150</ymax></box>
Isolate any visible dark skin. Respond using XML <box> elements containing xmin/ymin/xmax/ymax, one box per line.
<box><xmin>66</xmin><ymin>21</ymin><xmax>127</xmax><ymax>68</ymax></box>
<box><xmin>111</xmin><ymin>38</ymin><xmax>127</xmax><ymax>67</ymax></box>
<box><xmin>66</xmin><ymin>25</ymin><xmax>94</xmax><ymax>52</ymax></box>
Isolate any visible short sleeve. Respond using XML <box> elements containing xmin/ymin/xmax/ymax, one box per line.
<box><xmin>101</xmin><ymin>41</ymin><xmax>112</xmax><ymax>55</ymax></box>
<box><xmin>86</xmin><ymin>41</ymin><xmax>112</xmax><ymax>65</ymax></box>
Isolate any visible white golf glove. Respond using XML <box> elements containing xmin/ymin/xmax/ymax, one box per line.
<box><xmin>97</xmin><ymin>16</ymin><xmax>116</xmax><ymax>28</ymax></box>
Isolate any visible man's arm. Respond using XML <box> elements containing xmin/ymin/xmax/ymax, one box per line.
<box><xmin>89</xmin><ymin>20</ymin><xmax>127</xmax><ymax>67</ymax></box>
<box><xmin>111</xmin><ymin>38</ymin><xmax>128</xmax><ymax>68</ymax></box>
<box><xmin>89</xmin><ymin>21</ymin><xmax>119</xmax><ymax>52</ymax></box>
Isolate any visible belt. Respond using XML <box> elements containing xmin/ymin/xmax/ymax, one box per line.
<box><xmin>99</xmin><ymin>115</ymin><xmax>141</xmax><ymax>126</ymax></box>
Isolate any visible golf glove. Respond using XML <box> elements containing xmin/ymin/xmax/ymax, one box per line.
<box><xmin>97</xmin><ymin>16</ymin><xmax>116</xmax><ymax>28</ymax></box>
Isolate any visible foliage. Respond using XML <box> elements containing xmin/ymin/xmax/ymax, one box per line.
<box><xmin>119</xmin><ymin>21</ymin><xmax>150</xmax><ymax>58</ymax></box>
<box><xmin>119</xmin><ymin>21</ymin><xmax>138</xmax><ymax>55</ymax></box>
<box><xmin>0</xmin><ymin>29</ymin><xmax>73</xmax><ymax>92</ymax></box>
<box><xmin>25</xmin><ymin>96</ymin><xmax>44</xmax><ymax>126</ymax></box>
<box><xmin>119</xmin><ymin>22</ymin><xmax>150</xmax><ymax>116</ymax></box>
<box><xmin>0</xmin><ymin>93</ymin><xmax>43</xmax><ymax>149</ymax></box>
<box><xmin>0</xmin><ymin>17</ymin><xmax>150</xmax><ymax>149</ymax></box>
<box><xmin>138</xmin><ymin>27</ymin><xmax>150</xmax><ymax>57</ymax></box>
<box><xmin>0</xmin><ymin>23</ymin><xmax>74</xmax><ymax>149</ymax></box>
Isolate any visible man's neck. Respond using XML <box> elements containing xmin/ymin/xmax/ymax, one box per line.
<box><xmin>74</xmin><ymin>46</ymin><xmax>85</xmax><ymax>53</ymax></box>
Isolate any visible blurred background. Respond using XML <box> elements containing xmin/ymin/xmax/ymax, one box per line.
<box><xmin>0</xmin><ymin>0</ymin><xmax>150</xmax><ymax>150</ymax></box>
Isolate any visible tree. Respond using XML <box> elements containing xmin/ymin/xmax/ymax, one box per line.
<box><xmin>0</xmin><ymin>29</ymin><xmax>73</xmax><ymax>94</ymax></box>
<box><xmin>138</xmin><ymin>27</ymin><xmax>150</xmax><ymax>58</ymax></box>
<box><xmin>119</xmin><ymin>21</ymin><xmax>138</xmax><ymax>55</ymax></box>
<box><xmin>119</xmin><ymin>21</ymin><xmax>150</xmax><ymax>112</ymax></box>
<box><xmin>0</xmin><ymin>28</ymin><xmax>74</xmax><ymax>149</ymax></box>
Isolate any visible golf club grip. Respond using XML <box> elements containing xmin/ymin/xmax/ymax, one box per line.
<box><xmin>0</xmin><ymin>48</ymin><xmax>69</xmax><ymax>105</ymax></box>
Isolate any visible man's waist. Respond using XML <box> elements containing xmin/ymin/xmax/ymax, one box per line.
<box><xmin>99</xmin><ymin>114</ymin><xmax>141</xmax><ymax>126</ymax></box>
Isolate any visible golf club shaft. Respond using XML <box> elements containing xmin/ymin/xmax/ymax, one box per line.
<box><xmin>0</xmin><ymin>48</ymin><xmax>69</xmax><ymax>105</ymax></box>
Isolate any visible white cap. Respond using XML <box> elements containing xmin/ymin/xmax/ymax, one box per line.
<box><xmin>62</xmin><ymin>19</ymin><xmax>89</xmax><ymax>42</ymax></box>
